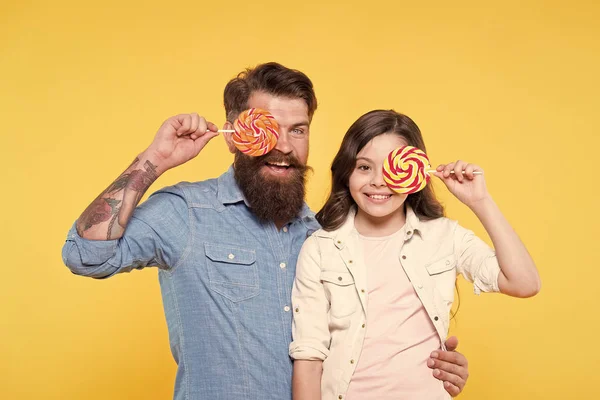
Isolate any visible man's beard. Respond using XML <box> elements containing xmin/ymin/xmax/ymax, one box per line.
<box><xmin>234</xmin><ymin>150</ymin><xmax>309</xmax><ymax>224</ymax></box>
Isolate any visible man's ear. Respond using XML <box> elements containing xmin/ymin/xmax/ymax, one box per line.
<box><xmin>222</xmin><ymin>121</ymin><xmax>236</xmax><ymax>154</ymax></box>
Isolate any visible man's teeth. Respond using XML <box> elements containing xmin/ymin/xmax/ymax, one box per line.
<box><xmin>368</xmin><ymin>194</ymin><xmax>391</xmax><ymax>200</ymax></box>
<box><xmin>268</xmin><ymin>162</ymin><xmax>290</xmax><ymax>167</ymax></box>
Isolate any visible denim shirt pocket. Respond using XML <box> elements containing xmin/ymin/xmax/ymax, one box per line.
<box><xmin>205</xmin><ymin>243</ymin><xmax>260</xmax><ymax>302</ymax></box>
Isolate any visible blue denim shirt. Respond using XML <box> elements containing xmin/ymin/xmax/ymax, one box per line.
<box><xmin>62</xmin><ymin>166</ymin><xmax>320</xmax><ymax>400</ymax></box>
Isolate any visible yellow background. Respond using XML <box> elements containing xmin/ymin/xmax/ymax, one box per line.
<box><xmin>2</xmin><ymin>0</ymin><xmax>598</xmax><ymax>398</ymax></box>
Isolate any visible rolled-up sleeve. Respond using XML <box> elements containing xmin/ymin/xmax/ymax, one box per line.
<box><xmin>62</xmin><ymin>186</ymin><xmax>190</xmax><ymax>279</ymax></box>
<box><xmin>454</xmin><ymin>224</ymin><xmax>501</xmax><ymax>295</ymax></box>
<box><xmin>289</xmin><ymin>235</ymin><xmax>331</xmax><ymax>361</ymax></box>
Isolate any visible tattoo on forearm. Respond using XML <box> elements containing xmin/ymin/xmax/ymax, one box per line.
<box><xmin>77</xmin><ymin>158</ymin><xmax>159</xmax><ymax>238</ymax></box>
<box><xmin>78</xmin><ymin>197</ymin><xmax>121</xmax><ymax>234</ymax></box>
<box><xmin>106</xmin><ymin>210</ymin><xmax>121</xmax><ymax>240</ymax></box>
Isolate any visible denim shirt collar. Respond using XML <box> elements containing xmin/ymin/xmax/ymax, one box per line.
<box><xmin>217</xmin><ymin>165</ymin><xmax>248</xmax><ymax>206</ymax></box>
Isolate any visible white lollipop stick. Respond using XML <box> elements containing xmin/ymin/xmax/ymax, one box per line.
<box><xmin>426</xmin><ymin>169</ymin><xmax>484</xmax><ymax>175</ymax></box>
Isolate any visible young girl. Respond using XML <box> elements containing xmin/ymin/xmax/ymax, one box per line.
<box><xmin>289</xmin><ymin>110</ymin><xmax>540</xmax><ymax>400</ymax></box>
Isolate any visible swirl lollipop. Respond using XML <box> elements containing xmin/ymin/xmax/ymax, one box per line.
<box><xmin>383</xmin><ymin>145</ymin><xmax>484</xmax><ymax>194</ymax></box>
<box><xmin>383</xmin><ymin>145</ymin><xmax>432</xmax><ymax>194</ymax></box>
<box><xmin>232</xmin><ymin>108</ymin><xmax>279</xmax><ymax>156</ymax></box>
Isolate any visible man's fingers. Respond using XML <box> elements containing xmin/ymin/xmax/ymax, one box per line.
<box><xmin>429</xmin><ymin>359</ymin><xmax>466</xmax><ymax>379</ymax></box>
<box><xmin>431</xmin><ymin>349</ymin><xmax>468</xmax><ymax>368</ymax></box>
<box><xmin>193</xmin><ymin>130</ymin><xmax>219</xmax><ymax>150</ymax></box>
<box><xmin>433</xmin><ymin>337</ymin><xmax>468</xmax><ymax>397</ymax></box>
<box><xmin>443</xmin><ymin>381</ymin><xmax>461</xmax><ymax>397</ymax></box>
<box><xmin>444</xmin><ymin>336</ymin><xmax>459</xmax><ymax>352</ymax></box>
<box><xmin>433</xmin><ymin>368</ymin><xmax>466</xmax><ymax>391</ymax></box>
<box><xmin>207</xmin><ymin>122</ymin><xmax>219</xmax><ymax>132</ymax></box>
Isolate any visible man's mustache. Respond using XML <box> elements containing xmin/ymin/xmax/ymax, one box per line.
<box><xmin>256</xmin><ymin>150</ymin><xmax>304</xmax><ymax>169</ymax></box>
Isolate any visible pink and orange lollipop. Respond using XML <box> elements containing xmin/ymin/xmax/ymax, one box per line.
<box><xmin>231</xmin><ymin>108</ymin><xmax>279</xmax><ymax>156</ymax></box>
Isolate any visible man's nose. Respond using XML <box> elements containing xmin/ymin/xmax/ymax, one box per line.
<box><xmin>274</xmin><ymin>130</ymin><xmax>292</xmax><ymax>154</ymax></box>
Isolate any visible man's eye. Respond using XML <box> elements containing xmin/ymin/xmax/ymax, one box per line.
<box><xmin>292</xmin><ymin>128</ymin><xmax>305</xmax><ymax>135</ymax></box>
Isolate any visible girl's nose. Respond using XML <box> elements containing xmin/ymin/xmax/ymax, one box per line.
<box><xmin>371</xmin><ymin>168</ymin><xmax>387</xmax><ymax>187</ymax></box>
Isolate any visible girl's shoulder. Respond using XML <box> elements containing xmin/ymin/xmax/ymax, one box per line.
<box><xmin>416</xmin><ymin>216</ymin><xmax>461</xmax><ymax>242</ymax></box>
<box><xmin>311</xmin><ymin>227</ymin><xmax>339</xmax><ymax>239</ymax></box>
<box><xmin>311</xmin><ymin>210</ymin><xmax>356</xmax><ymax>243</ymax></box>
<box><xmin>419</xmin><ymin>215</ymin><xmax>459</xmax><ymax>228</ymax></box>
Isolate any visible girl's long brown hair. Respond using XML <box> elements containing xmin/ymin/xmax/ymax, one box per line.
<box><xmin>316</xmin><ymin>110</ymin><xmax>445</xmax><ymax>231</ymax></box>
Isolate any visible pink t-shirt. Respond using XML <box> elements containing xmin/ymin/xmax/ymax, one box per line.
<box><xmin>345</xmin><ymin>228</ymin><xmax>449</xmax><ymax>400</ymax></box>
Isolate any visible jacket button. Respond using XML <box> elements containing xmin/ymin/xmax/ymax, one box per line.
<box><xmin>402</xmin><ymin>255</ymin><xmax>406</xmax><ymax>259</ymax></box>
<box><xmin>228</xmin><ymin>254</ymin><xmax>235</xmax><ymax>260</ymax></box>
<box><xmin>434</xmin><ymin>316</ymin><xmax>439</xmax><ymax>321</ymax></box>
<box><xmin>350</xmin><ymin>359</ymin><xmax>355</xmax><ymax>364</ymax></box>
<box><xmin>338</xmin><ymin>276</ymin><xmax>343</xmax><ymax>281</ymax></box>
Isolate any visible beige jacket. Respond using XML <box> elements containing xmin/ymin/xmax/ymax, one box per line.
<box><xmin>289</xmin><ymin>207</ymin><xmax>501</xmax><ymax>400</ymax></box>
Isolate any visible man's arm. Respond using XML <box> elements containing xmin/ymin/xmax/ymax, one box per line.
<box><xmin>77</xmin><ymin>155</ymin><xmax>161</xmax><ymax>240</ymax></box>
<box><xmin>75</xmin><ymin>113</ymin><xmax>219</xmax><ymax>241</ymax></box>
<box><xmin>428</xmin><ymin>336</ymin><xmax>469</xmax><ymax>397</ymax></box>
<box><xmin>63</xmin><ymin>114</ymin><xmax>220</xmax><ymax>278</ymax></box>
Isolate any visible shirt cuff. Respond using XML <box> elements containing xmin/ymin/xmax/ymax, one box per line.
<box><xmin>473</xmin><ymin>256</ymin><xmax>501</xmax><ymax>295</ymax></box>
<box><xmin>289</xmin><ymin>341</ymin><xmax>329</xmax><ymax>361</ymax></box>
<box><xmin>63</xmin><ymin>222</ymin><xmax>119</xmax><ymax>266</ymax></box>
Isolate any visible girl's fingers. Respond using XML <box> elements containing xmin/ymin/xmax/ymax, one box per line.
<box><xmin>464</xmin><ymin>163</ymin><xmax>475</xmax><ymax>180</ymax></box>
<box><xmin>453</xmin><ymin>160</ymin><xmax>466</xmax><ymax>182</ymax></box>
<box><xmin>443</xmin><ymin>162</ymin><xmax>455</xmax><ymax>178</ymax></box>
<box><xmin>190</xmin><ymin>113</ymin><xmax>200</xmax><ymax>133</ymax></box>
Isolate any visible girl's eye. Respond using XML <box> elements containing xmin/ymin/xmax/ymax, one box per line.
<box><xmin>357</xmin><ymin>165</ymin><xmax>370</xmax><ymax>171</ymax></box>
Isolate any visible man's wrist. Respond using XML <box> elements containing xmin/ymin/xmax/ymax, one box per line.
<box><xmin>139</xmin><ymin>149</ymin><xmax>168</xmax><ymax>176</ymax></box>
